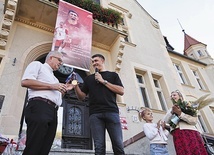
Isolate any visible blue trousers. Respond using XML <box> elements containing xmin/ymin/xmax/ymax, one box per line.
<box><xmin>150</xmin><ymin>144</ymin><xmax>169</xmax><ymax>155</ymax></box>
<box><xmin>89</xmin><ymin>112</ymin><xmax>125</xmax><ymax>155</ymax></box>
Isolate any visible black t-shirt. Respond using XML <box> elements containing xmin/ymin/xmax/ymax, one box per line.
<box><xmin>81</xmin><ymin>71</ymin><xmax>123</xmax><ymax>115</ymax></box>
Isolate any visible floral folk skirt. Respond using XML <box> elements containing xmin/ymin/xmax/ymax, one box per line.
<box><xmin>172</xmin><ymin>128</ymin><xmax>208</xmax><ymax>155</ymax></box>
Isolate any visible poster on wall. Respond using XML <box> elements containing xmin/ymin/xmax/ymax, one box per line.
<box><xmin>119</xmin><ymin>108</ymin><xmax>128</xmax><ymax>130</ymax></box>
<box><xmin>120</xmin><ymin>117</ymin><xmax>128</xmax><ymax>130</ymax></box>
<box><xmin>52</xmin><ymin>0</ymin><xmax>93</xmax><ymax>71</ymax></box>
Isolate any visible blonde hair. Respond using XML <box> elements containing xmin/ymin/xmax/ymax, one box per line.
<box><xmin>139</xmin><ymin>108</ymin><xmax>151</xmax><ymax>121</ymax></box>
<box><xmin>171</xmin><ymin>90</ymin><xmax>184</xmax><ymax>101</ymax></box>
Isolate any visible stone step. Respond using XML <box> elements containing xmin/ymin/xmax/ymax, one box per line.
<box><xmin>49</xmin><ymin>149</ymin><xmax>112</xmax><ymax>155</ymax></box>
<box><xmin>15</xmin><ymin>149</ymin><xmax>139</xmax><ymax>155</ymax></box>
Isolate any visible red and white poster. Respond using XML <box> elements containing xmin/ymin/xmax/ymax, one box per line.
<box><xmin>52</xmin><ymin>0</ymin><xmax>93</xmax><ymax>71</ymax></box>
<box><xmin>120</xmin><ymin>117</ymin><xmax>128</xmax><ymax>130</ymax></box>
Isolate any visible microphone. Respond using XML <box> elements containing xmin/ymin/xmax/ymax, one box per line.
<box><xmin>95</xmin><ymin>68</ymin><xmax>99</xmax><ymax>83</ymax></box>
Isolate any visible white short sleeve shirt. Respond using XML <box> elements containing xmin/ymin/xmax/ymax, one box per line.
<box><xmin>22</xmin><ymin>61</ymin><xmax>62</xmax><ymax>106</ymax></box>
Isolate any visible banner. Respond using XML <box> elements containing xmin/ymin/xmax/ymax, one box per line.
<box><xmin>52</xmin><ymin>0</ymin><xmax>93</xmax><ymax>71</ymax></box>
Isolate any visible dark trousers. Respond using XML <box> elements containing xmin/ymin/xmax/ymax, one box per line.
<box><xmin>22</xmin><ymin>100</ymin><xmax>58</xmax><ymax>155</ymax></box>
<box><xmin>89</xmin><ymin>112</ymin><xmax>125</xmax><ymax>155</ymax></box>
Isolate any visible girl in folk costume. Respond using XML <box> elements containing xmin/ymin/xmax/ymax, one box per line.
<box><xmin>141</xmin><ymin>108</ymin><xmax>169</xmax><ymax>155</ymax></box>
<box><xmin>163</xmin><ymin>90</ymin><xmax>208</xmax><ymax>155</ymax></box>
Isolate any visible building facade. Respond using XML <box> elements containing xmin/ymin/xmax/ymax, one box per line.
<box><xmin>0</xmin><ymin>0</ymin><xmax>213</xmax><ymax>154</ymax></box>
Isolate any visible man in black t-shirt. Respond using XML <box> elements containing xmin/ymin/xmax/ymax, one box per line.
<box><xmin>74</xmin><ymin>54</ymin><xmax>125</xmax><ymax>155</ymax></box>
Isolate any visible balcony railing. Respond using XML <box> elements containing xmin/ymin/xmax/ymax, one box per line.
<box><xmin>48</xmin><ymin>0</ymin><xmax>123</xmax><ymax>26</ymax></box>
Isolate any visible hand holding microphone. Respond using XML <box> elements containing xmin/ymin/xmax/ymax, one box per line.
<box><xmin>95</xmin><ymin>68</ymin><xmax>99</xmax><ymax>73</ymax></box>
<box><xmin>95</xmin><ymin>68</ymin><xmax>100</xmax><ymax>83</ymax></box>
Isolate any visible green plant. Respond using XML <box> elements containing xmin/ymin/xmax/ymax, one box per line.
<box><xmin>49</xmin><ymin>0</ymin><xmax>122</xmax><ymax>26</ymax></box>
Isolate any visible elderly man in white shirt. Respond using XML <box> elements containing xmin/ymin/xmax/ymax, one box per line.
<box><xmin>21</xmin><ymin>51</ymin><xmax>73</xmax><ymax>155</ymax></box>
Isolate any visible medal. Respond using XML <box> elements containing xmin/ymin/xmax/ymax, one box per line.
<box><xmin>72</xmin><ymin>79</ymin><xmax>78</xmax><ymax>85</ymax></box>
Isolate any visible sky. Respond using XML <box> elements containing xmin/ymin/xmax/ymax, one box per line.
<box><xmin>137</xmin><ymin>0</ymin><xmax>214</xmax><ymax>58</ymax></box>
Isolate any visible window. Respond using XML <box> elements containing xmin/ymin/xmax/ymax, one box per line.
<box><xmin>173</xmin><ymin>63</ymin><xmax>187</xmax><ymax>84</ymax></box>
<box><xmin>153</xmin><ymin>79</ymin><xmax>167</xmax><ymax>111</ymax></box>
<box><xmin>197</xmin><ymin>50</ymin><xmax>204</xmax><ymax>57</ymax></box>
<box><xmin>198</xmin><ymin>115</ymin><xmax>208</xmax><ymax>133</ymax></box>
<box><xmin>0</xmin><ymin>95</ymin><xmax>5</xmax><ymax>112</ymax></box>
<box><xmin>136</xmin><ymin>74</ymin><xmax>150</xmax><ymax>107</ymax></box>
<box><xmin>192</xmin><ymin>70</ymin><xmax>205</xmax><ymax>90</ymax></box>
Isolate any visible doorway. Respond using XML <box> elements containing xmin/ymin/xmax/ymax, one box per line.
<box><xmin>52</xmin><ymin>57</ymin><xmax>92</xmax><ymax>150</ymax></box>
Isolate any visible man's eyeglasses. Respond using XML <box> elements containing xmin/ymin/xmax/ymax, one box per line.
<box><xmin>52</xmin><ymin>56</ymin><xmax>63</xmax><ymax>63</ymax></box>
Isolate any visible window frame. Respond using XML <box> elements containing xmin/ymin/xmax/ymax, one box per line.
<box><xmin>191</xmin><ymin>69</ymin><xmax>206</xmax><ymax>90</ymax></box>
<box><xmin>197</xmin><ymin>50</ymin><xmax>204</xmax><ymax>57</ymax></box>
<box><xmin>153</xmin><ymin>79</ymin><xmax>167</xmax><ymax>111</ymax></box>
<box><xmin>173</xmin><ymin>63</ymin><xmax>188</xmax><ymax>84</ymax></box>
<box><xmin>136</xmin><ymin>73</ymin><xmax>150</xmax><ymax>108</ymax></box>
<box><xmin>198</xmin><ymin>115</ymin><xmax>208</xmax><ymax>133</ymax></box>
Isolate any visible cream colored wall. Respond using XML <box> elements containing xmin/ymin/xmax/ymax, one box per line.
<box><xmin>0</xmin><ymin>21</ymin><xmax>53</xmax><ymax>137</ymax></box>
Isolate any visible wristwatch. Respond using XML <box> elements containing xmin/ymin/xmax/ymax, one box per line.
<box><xmin>103</xmin><ymin>80</ymin><xmax>108</xmax><ymax>85</ymax></box>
